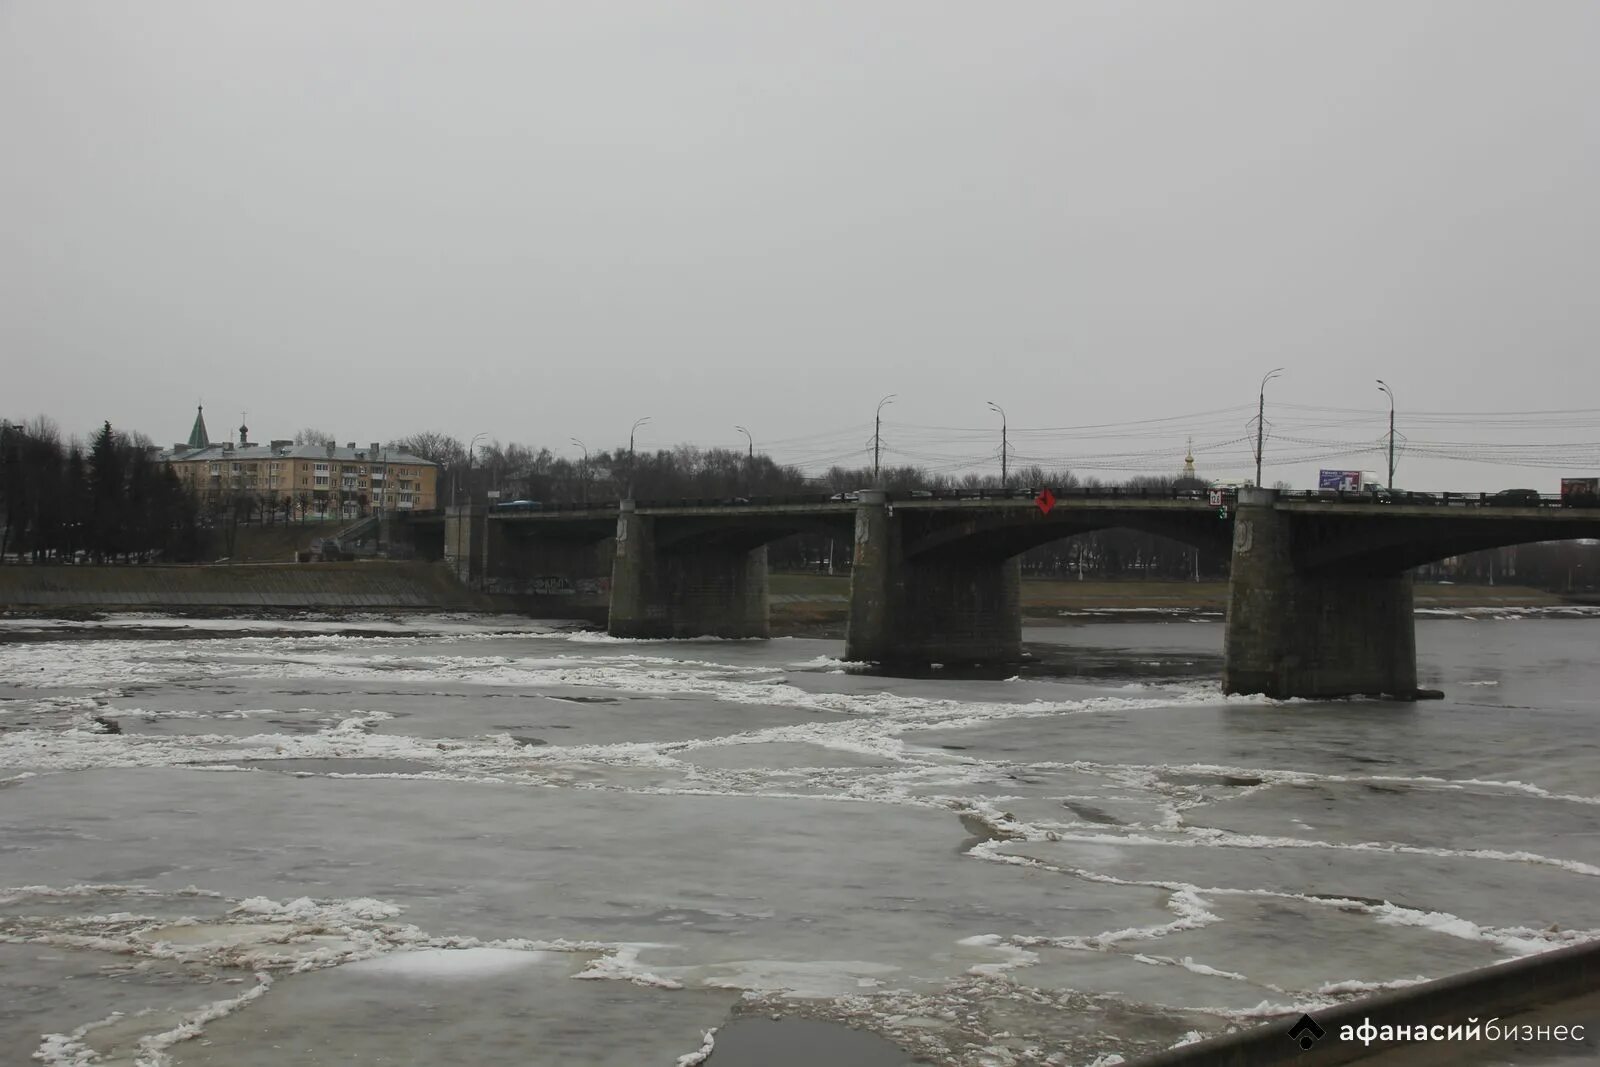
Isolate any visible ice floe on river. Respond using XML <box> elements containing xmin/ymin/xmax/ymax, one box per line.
<box><xmin>2</xmin><ymin>612</ymin><xmax>1598</xmax><ymax>1065</ymax></box>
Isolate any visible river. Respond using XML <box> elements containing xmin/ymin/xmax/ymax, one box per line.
<box><xmin>1</xmin><ymin>612</ymin><xmax>1596</xmax><ymax>1066</ymax></box>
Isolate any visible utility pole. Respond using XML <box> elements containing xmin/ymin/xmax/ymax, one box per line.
<box><xmin>467</xmin><ymin>432</ymin><xmax>487</xmax><ymax>506</ymax></box>
<box><xmin>1377</xmin><ymin>379</ymin><xmax>1396</xmax><ymax>490</ymax></box>
<box><xmin>378</xmin><ymin>444</ymin><xmax>387</xmax><ymax>555</ymax></box>
<box><xmin>874</xmin><ymin>394</ymin><xmax>895</xmax><ymax>484</ymax></box>
<box><xmin>986</xmin><ymin>401</ymin><xmax>1008</xmax><ymax>491</ymax></box>
<box><xmin>735</xmin><ymin>425</ymin><xmax>754</xmax><ymax>496</ymax></box>
<box><xmin>1254</xmin><ymin>368</ymin><xmax>1283</xmax><ymax>487</ymax></box>
<box><xmin>570</xmin><ymin>438</ymin><xmax>588</xmax><ymax>504</ymax></box>
<box><xmin>628</xmin><ymin>417</ymin><xmax>650</xmax><ymax>499</ymax></box>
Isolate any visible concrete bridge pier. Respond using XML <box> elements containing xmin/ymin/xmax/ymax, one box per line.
<box><xmin>1224</xmin><ymin>488</ymin><xmax>1418</xmax><ymax>699</ymax></box>
<box><xmin>845</xmin><ymin>491</ymin><xmax>1022</xmax><ymax>665</ymax></box>
<box><xmin>608</xmin><ymin>500</ymin><xmax>770</xmax><ymax>639</ymax></box>
<box><xmin>443</xmin><ymin>505</ymin><xmax>486</xmax><ymax>585</ymax></box>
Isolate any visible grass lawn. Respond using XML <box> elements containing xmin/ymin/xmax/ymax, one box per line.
<box><xmin>769</xmin><ymin>571</ymin><xmax>1560</xmax><ymax>612</ymax></box>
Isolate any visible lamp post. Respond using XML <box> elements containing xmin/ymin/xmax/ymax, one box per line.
<box><xmin>735</xmin><ymin>425</ymin><xmax>754</xmax><ymax>496</ymax></box>
<box><xmin>1254</xmin><ymin>368</ymin><xmax>1283</xmax><ymax>488</ymax></box>
<box><xmin>467</xmin><ymin>432</ymin><xmax>487</xmax><ymax>504</ymax></box>
<box><xmin>1376</xmin><ymin>379</ymin><xmax>1396</xmax><ymax>490</ymax></box>
<box><xmin>628</xmin><ymin>417</ymin><xmax>650</xmax><ymax>499</ymax></box>
<box><xmin>570</xmin><ymin>437</ymin><xmax>589</xmax><ymax>504</ymax></box>
<box><xmin>377</xmin><ymin>444</ymin><xmax>388</xmax><ymax>554</ymax></box>
<box><xmin>986</xmin><ymin>401</ymin><xmax>1008</xmax><ymax>491</ymax></box>
<box><xmin>873</xmin><ymin>394</ymin><xmax>896</xmax><ymax>484</ymax></box>
<box><xmin>460</xmin><ymin>432</ymin><xmax>487</xmax><ymax>579</ymax></box>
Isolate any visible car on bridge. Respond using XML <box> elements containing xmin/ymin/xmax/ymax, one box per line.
<box><xmin>494</xmin><ymin>499</ymin><xmax>542</xmax><ymax>512</ymax></box>
<box><xmin>1488</xmin><ymin>488</ymin><xmax>1543</xmax><ymax>507</ymax></box>
<box><xmin>1362</xmin><ymin>486</ymin><xmax>1437</xmax><ymax>504</ymax></box>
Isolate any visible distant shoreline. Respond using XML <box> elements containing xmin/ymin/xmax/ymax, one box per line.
<box><xmin>0</xmin><ymin>567</ymin><xmax>1590</xmax><ymax>634</ymax></box>
<box><xmin>765</xmin><ymin>573</ymin><xmax>1593</xmax><ymax>636</ymax></box>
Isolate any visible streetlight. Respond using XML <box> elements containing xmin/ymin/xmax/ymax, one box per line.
<box><xmin>1376</xmin><ymin>379</ymin><xmax>1396</xmax><ymax>490</ymax></box>
<box><xmin>735</xmin><ymin>425</ymin><xmax>754</xmax><ymax>497</ymax></box>
<box><xmin>467</xmin><ymin>432</ymin><xmax>488</xmax><ymax>503</ymax></box>
<box><xmin>628</xmin><ymin>417</ymin><xmax>650</xmax><ymax>499</ymax></box>
<box><xmin>454</xmin><ymin>432</ymin><xmax>487</xmax><ymax>578</ymax></box>
<box><xmin>986</xmin><ymin>401</ymin><xmax>1008</xmax><ymax>491</ymax></box>
<box><xmin>1253</xmin><ymin>368</ymin><xmax>1283</xmax><ymax>488</ymax></box>
<box><xmin>570</xmin><ymin>437</ymin><xmax>589</xmax><ymax>504</ymax></box>
<box><xmin>873</xmin><ymin>394</ymin><xmax>896</xmax><ymax>484</ymax></box>
<box><xmin>453</xmin><ymin>432</ymin><xmax>487</xmax><ymax>506</ymax></box>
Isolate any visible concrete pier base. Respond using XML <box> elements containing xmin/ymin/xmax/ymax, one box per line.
<box><xmin>443</xmin><ymin>505</ymin><xmax>485</xmax><ymax>586</ymax></box>
<box><xmin>1224</xmin><ymin>489</ymin><xmax>1419</xmax><ymax>699</ymax></box>
<box><xmin>845</xmin><ymin>492</ymin><xmax>1022</xmax><ymax>665</ymax></box>
<box><xmin>608</xmin><ymin>501</ymin><xmax>770</xmax><ymax>639</ymax></box>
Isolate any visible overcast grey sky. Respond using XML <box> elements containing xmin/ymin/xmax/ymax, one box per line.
<box><xmin>3</xmin><ymin>2</ymin><xmax>1596</xmax><ymax>490</ymax></box>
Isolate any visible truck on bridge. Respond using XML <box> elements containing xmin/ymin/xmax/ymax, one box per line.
<box><xmin>1318</xmin><ymin>469</ymin><xmax>1384</xmax><ymax>494</ymax></box>
<box><xmin>1561</xmin><ymin>478</ymin><xmax>1600</xmax><ymax>507</ymax></box>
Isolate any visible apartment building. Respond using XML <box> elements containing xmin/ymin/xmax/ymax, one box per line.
<box><xmin>161</xmin><ymin>408</ymin><xmax>438</xmax><ymax>518</ymax></box>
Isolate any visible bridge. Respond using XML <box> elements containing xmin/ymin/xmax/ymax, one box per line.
<box><xmin>397</xmin><ymin>488</ymin><xmax>1600</xmax><ymax>700</ymax></box>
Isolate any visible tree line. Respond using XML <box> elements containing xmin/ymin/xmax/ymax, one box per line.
<box><xmin>0</xmin><ymin>419</ymin><xmax>203</xmax><ymax>563</ymax></box>
<box><xmin>383</xmin><ymin>430</ymin><xmax>1226</xmax><ymax>580</ymax></box>
<box><xmin>5</xmin><ymin>415</ymin><xmax>1590</xmax><ymax>588</ymax></box>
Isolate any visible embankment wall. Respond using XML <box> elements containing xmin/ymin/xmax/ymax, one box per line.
<box><xmin>0</xmin><ymin>563</ymin><xmax>494</xmax><ymax>611</ymax></box>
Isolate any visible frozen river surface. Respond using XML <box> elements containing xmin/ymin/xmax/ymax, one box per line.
<box><xmin>1</xmin><ymin>613</ymin><xmax>1597</xmax><ymax>1066</ymax></box>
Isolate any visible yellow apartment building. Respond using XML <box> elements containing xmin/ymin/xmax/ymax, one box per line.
<box><xmin>161</xmin><ymin>407</ymin><xmax>439</xmax><ymax>519</ymax></box>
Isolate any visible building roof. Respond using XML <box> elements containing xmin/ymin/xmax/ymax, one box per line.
<box><xmin>187</xmin><ymin>406</ymin><xmax>211</xmax><ymax>450</ymax></box>
<box><xmin>160</xmin><ymin>441</ymin><xmax>436</xmax><ymax>467</ymax></box>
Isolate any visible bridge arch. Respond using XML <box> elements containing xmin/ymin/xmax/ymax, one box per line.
<box><xmin>902</xmin><ymin>508</ymin><xmax>1233</xmax><ymax>562</ymax></box>
<box><xmin>609</xmin><ymin>504</ymin><xmax>856</xmax><ymax>639</ymax></box>
<box><xmin>1288</xmin><ymin>508</ymin><xmax>1600</xmax><ymax>574</ymax></box>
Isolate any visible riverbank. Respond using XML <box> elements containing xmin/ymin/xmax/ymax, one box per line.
<box><xmin>0</xmin><ymin>561</ymin><xmax>494</xmax><ymax>611</ymax></box>
<box><xmin>0</xmin><ymin>565</ymin><xmax>1580</xmax><ymax>632</ymax></box>
<box><xmin>766</xmin><ymin>573</ymin><xmax>1577</xmax><ymax>636</ymax></box>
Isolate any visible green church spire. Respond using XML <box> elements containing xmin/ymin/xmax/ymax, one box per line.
<box><xmin>186</xmin><ymin>405</ymin><xmax>211</xmax><ymax>450</ymax></box>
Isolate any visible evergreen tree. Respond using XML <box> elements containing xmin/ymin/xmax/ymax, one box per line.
<box><xmin>0</xmin><ymin>423</ymin><xmax>23</xmax><ymax>559</ymax></box>
<box><xmin>64</xmin><ymin>447</ymin><xmax>89</xmax><ymax>562</ymax></box>
<box><xmin>126</xmin><ymin>454</ymin><xmax>152</xmax><ymax>560</ymax></box>
<box><xmin>87</xmin><ymin>421</ymin><xmax>125</xmax><ymax>561</ymax></box>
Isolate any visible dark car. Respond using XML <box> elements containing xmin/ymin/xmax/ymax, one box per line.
<box><xmin>1488</xmin><ymin>489</ymin><xmax>1542</xmax><ymax>507</ymax></box>
<box><xmin>494</xmin><ymin>499</ymin><xmax>542</xmax><ymax>511</ymax></box>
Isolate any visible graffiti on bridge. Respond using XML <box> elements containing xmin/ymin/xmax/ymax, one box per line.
<box><xmin>481</xmin><ymin>576</ymin><xmax>611</xmax><ymax>597</ymax></box>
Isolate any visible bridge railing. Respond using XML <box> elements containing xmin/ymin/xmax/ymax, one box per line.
<box><xmin>531</xmin><ymin>500</ymin><xmax>622</xmax><ymax>512</ymax></box>
<box><xmin>476</xmin><ymin>488</ymin><xmax>1587</xmax><ymax>512</ymax></box>
<box><xmin>879</xmin><ymin>486</ymin><xmax>1217</xmax><ymax>502</ymax></box>
<box><xmin>1278</xmin><ymin>490</ymin><xmax>1574</xmax><ymax>508</ymax></box>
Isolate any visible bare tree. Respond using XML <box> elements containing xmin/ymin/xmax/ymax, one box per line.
<box><xmin>387</xmin><ymin>432</ymin><xmax>466</xmax><ymax>468</ymax></box>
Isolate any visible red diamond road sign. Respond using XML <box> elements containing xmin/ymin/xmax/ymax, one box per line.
<box><xmin>1035</xmin><ymin>487</ymin><xmax>1056</xmax><ymax>515</ymax></box>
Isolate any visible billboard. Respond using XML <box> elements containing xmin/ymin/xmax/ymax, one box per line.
<box><xmin>1318</xmin><ymin>469</ymin><xmax>1363</xmax><ymax>491</ymax></box>
<box><xmin>1560</xmin><ymin>478</ymin><xmax>1599</xmax><ymax>505</ymax></box>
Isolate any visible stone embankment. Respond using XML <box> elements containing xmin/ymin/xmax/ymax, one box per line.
<box><xmin>0</xmin><ymin>566</ymin><xmax>1570</xmax><ymax>623</ymax></box>
<box><xmin>0</xmin><ymin>562</ymin><xmax>494</xmax><ymax>611</ymax></box>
